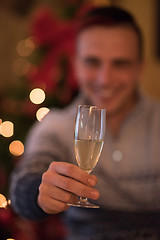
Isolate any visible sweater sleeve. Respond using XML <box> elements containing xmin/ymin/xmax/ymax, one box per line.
<box><xmin>10</xmin><ymin>170</ymin><xmax>48</xmax><ymax>220</ymax></box>
<box><xmin>9</xmin><ymin>150</ymin><xmax>55</xmax><ymax>220</ymax></box>
<box><xmin>9</xmin><ymin>142</ymin><xmax>69</xmax><ymax>220</ymax></box>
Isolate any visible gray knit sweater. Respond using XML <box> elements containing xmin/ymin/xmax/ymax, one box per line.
<box><xmin>9</xmin><ymin>93</ymin><xmax>160</xmax><ymax>239</ymax></box>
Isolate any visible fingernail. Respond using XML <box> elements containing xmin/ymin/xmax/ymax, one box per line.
<box><xmin>91</xmin><ymin>190</ymin><xmax>99</xmax><ymax>199</ymax></box>
<box><xmin>88</xmin><ymin>178</ymin><xmax>96</xmax><ymax>186</ymax></box>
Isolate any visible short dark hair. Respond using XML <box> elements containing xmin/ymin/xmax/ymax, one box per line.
<box><xmin>76</xmin><ymin>6</ymin><xmax>143</xmax><ymax>60</ymax></box>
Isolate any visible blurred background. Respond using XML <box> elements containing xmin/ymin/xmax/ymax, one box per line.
<box><xmin>0</xmin><ymin>0</ymin><xmax>160</xmax><ymax>239</ymax></box>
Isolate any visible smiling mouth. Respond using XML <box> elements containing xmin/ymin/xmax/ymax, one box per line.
<box><xmin>94</xmin><ymin>89</ymin><xmax>114</xmax><ymax>99</ymax></box>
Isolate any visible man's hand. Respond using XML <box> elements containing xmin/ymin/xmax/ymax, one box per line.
<box><xmin>38</xmin><ymin>161</ymin><xmax>99</xmax><ymax>214</ymax></box>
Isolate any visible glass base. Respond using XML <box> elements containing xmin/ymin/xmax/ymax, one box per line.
<box><xmin>67</xmin><ymin>197</ymin><xmax>100</xmax><ymax>208</ymax></box>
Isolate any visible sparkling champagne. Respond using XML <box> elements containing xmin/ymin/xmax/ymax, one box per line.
<box><xmin>74</xmin><ymin>139</ymin><xmax>104</xmax><ymax>173</ymax></box>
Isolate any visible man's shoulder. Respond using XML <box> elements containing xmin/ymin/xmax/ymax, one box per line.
<box><xmin>38</xmin><ymin>94</ymin><xmax>85</xmax><ymax>130</ymax></box>
<box><xmin>45</xmin><ymin>94</ymin><xmax>85</xmax><ymax>120</ymax></box>
<box><xmin>142</xmin><ymin>95</ymin><xmax>160</xmax><ymax>126</ymax></box>
<box><xmin>145</xmin><ymin>95</ymin><xmax>160</xmax><ymax>112</ymax></box>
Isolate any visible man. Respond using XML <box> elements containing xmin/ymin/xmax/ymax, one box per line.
<box><xmin>10</xmin><ymin>6</ymin><xmax>160</xmax><ymax>240</ymax></box>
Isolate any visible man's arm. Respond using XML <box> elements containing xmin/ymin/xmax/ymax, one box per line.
<box><xmin>10</xmin><ymin>159</ymin><xmax>99</xmax><ymax>219</ymax></box>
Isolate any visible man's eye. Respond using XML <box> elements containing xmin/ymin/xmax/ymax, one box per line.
<box><xmin>114</xmin><ymin>60</ymin><xmax>132</xmax><ymax>68</ymax></box>
<box><xmin>83</xmin><ymin>58</ymin><xmax>101</xmax><ymax>67</ymax></box>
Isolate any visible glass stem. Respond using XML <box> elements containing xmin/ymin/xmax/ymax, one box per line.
<box><xmin>80</xmin><ymin>197</ymin><xmax>88</xmax><ymax>203</ymax></box>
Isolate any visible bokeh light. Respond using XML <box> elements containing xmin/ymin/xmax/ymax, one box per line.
<box><xmin>12</xmin><ymin>58</ymin><xmax>31</xmax><ymax>76</ymax></box>
<box><xmin>29</xmin><ymin>88</ymin><xmax>45</xmax><ymax>104</ymax></box>
<box><xmin>0</xmin><ymin>121</ymin><xmax>14</xmax><ymax>137</ymax></box>
<box><xmin>0</xmin><ymin>194</ymin><xmax>7</xmax><ymax>208</ymax></box>
<box><xmin>16</xmin><ymin>37</ymin><xmax>35</xmax><ymax>57</ymax></box>
<box><xmin>9</xmin><ymin>140</ymin><xmax>24</xmax><ymax>156</ymax></box>
<box><xmin>36</xmin><ymin>107</ymin><xmax>50</xmax><ymax>121</ymax></box>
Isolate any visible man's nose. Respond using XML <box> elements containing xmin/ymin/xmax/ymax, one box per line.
<box><xmin>97</xmin><ymin>65</ymin><xmax>113</xmax><ymax>85</ymax></box>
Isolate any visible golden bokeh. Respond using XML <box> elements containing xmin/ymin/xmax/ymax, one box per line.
<box><xmin>16</xmin><ymin>37</ymin><xmax>35</xmax><ymax>57</ymax></box>
<box><xmin>0</xmin><ymin>194</ymin><xmax>7</xmax><ymax>208</ymax></box>
<box><xmin>0</xmin><ymin>121</ymin><xmax>14</xmax><ymax>137</ymax></box>
<box><xmin>9</xmin><ymin>140</ymin><xmax>24</xmax><ymax>156</ymax></box>
<box><xmin>29</xmin><ymin>88</ymin><xmax>46</xmax><ymax>104</ymax></box>
<box><xmin>36</xmin><ymin>107</ymin><xmax>50</xmax><ymax>121</ymax></box>
<box><xmin>12</xmin><ymin>58</ymin><xmax>31</xmax><ymax>76</ymax></box>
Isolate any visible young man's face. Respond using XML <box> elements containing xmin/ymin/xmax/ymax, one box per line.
<box><xmin>74</xmin><ymin>26</ymin><xmax>143</xmax><ymax>117</ymax></box>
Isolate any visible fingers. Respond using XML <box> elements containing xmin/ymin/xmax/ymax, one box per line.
<box><xmin>38</xmin><ymin>180</ymin><xmax>78</xmax><ymax>214</ymax></box>
<box><xmin>39</xmin><ymin>181</ymin><xmax>78</xmax><ymax>204</ymax></box>
<box><xmin>38</xmin><ymin>194</ymin><xmax>70</xmax><ymax>214</ymax></box>
<box><xmin>49</xmin><ymin>161</ymin><xmax>98</xmax><ymax>187</ymax></box>
<box><xmin>48</xmin><ymin>162</ymin><xmax>99</xmax><ymax>199</ymax></box>
<box><xmin>38</xmin><ymin>161</ymin><xmax>100</xmax><ymax>214</ymax></box>
<box><xmin>50</xmin><ymin>170</ymin><xmax>99</xmax><ymax>200</ymax></box>
<box><xmin>41</xmin><ymin>167</ymin><xmax>99</xmax><ymax>201</ymax></box>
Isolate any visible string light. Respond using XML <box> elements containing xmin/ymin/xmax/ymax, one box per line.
<box><xmin>29</xmin><ymin>88</ymin><xmax>45</xmax><ymax>104</ymax></box>
<box><xmin>36</xmin><ymin>107</ymin><xmax>50</xmax><ymax>121</ymax></box>
<box><xmin>9</xmin><ymin>140</ymin><xmax>24</xmax><ymax>156</ymax></box>
<box><xmin>0</xmin><ymin>121</ymin><xmax>14</xmax><ymax>137</ymax></box>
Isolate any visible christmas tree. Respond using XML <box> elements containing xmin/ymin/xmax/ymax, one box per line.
<box><xmin>0</xmin><ymin>1</ymin><xmax>90</xmax><ymax>239</ymax></box>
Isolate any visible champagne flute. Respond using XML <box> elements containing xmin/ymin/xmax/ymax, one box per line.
<box><xmin>69</xmin><ymin>105</ymin><xmax>106</xmax><ymax>208</ymax></box>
